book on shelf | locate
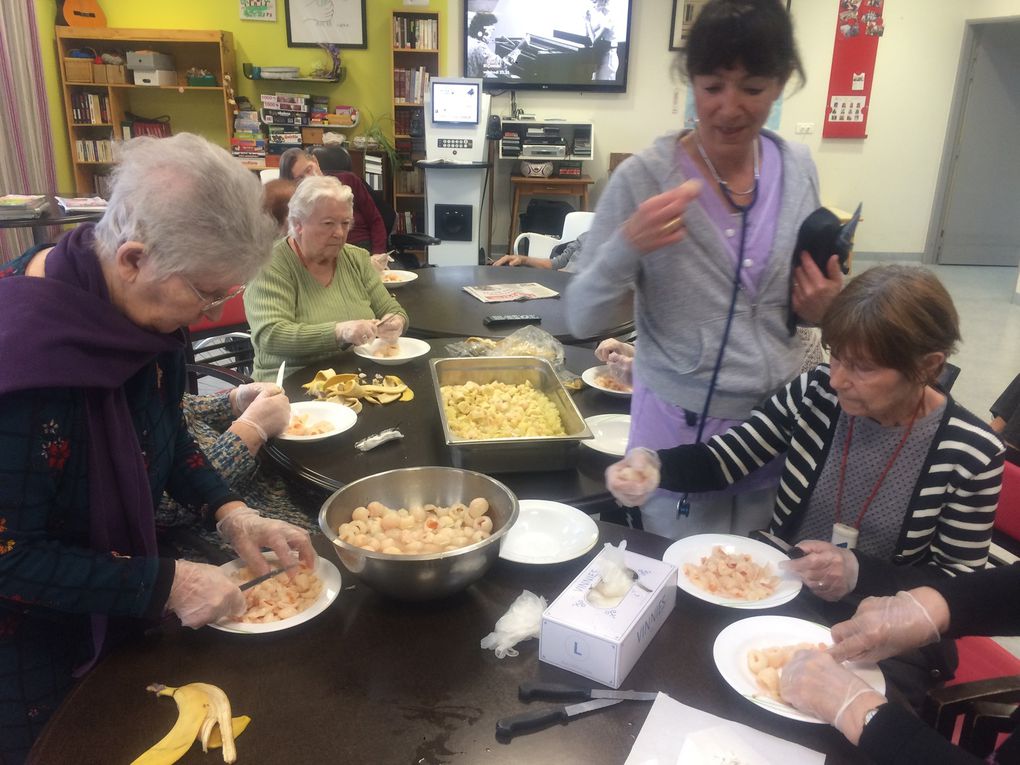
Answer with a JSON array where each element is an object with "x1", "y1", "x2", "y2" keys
[
  {"x1": 0, "y1": 194, "x2": 48, "y2": 219},
  {"x1": 462, "y1": 283, "x2": 560, "y2": 303},
  {"x1": 55, "y1": 196, "x2": 108, "y2": 213}
]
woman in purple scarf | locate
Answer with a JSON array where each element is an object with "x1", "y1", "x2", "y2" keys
[{"x1": 0, "y1": 133, "x2": 316, "y2": 763}]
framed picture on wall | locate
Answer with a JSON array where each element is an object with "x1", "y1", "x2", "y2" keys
[
  {"x1": 285, "y1": 0, "x2": 367, "y2": 48},
  {"x1": 670, "y1": 0, "x2": 792, "y2": 51}
]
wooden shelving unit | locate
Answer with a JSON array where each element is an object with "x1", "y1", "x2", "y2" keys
[
  {"x1": 56, "y1": 27, "x2": 235, "y2": 195},
  {"x1": 390, "y1": 10, "x2": 439, "y2": 253}
]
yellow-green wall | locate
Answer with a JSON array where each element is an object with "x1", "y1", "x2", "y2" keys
[{"x1": 36, "y1": 0, "x2": 447, "y2": 191}]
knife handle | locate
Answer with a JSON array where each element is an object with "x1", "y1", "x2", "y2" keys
[
  {"x1": 496, "y1": 706, "x2": 567, "y2": 738},
  {"x1": 519, "y1": 682, "x2": 591, "y2": 702}
]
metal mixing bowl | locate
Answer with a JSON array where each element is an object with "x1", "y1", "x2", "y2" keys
[{"x1": 318, "y1": 466, "x2": 519, "y2": 600}]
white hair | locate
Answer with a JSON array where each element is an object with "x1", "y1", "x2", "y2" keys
[
  {"x1": 93, "y1": 133, "x2": 277, "y2": 284},
  {"x1": 286, "y1": 175, "x2": 355, "y2": 238}
]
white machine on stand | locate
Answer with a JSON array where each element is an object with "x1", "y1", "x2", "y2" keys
[{"x1": 420, "y1": 78, "x2": 491, "y2": 266}]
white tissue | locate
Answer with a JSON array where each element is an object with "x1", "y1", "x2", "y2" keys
[
  {"x1": 480, "y1": 589, "x2": 548, "y2": 658},
  {"x1": 587, "y1": 540, "x2": 634, "y2": 608}
]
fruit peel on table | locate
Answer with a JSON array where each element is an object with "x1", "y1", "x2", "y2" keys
[{"x1": 303, "y1": 368, "x2": 414, "y2": 412}]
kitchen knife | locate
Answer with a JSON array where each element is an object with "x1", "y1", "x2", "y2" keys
[
  {"x1": 238, "y1": 564, "x2": 294, "y2": 591},
  {"x1": 518, "y1": 682, "x2": 657, "y2": 703},
  {"x1": 496, "y1": 698, "x2": 623, "y2": 739},
  {"x1": 753, "y1": 530, "x2": 806, "y2": 559}
]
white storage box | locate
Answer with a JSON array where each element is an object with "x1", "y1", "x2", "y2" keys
[
  {"x1": 539, "y1": 547, "x2": 677, "y2": 688},
  {"x1": 134, "y1": 69, "x2": 177, "y2": 87},
  {"x1": 126, "y1": 51, "x2": 174, "y2": 70}
]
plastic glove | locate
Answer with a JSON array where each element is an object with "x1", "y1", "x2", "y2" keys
[
  {"x1": 828, "y1": 589, "x2": 944, "y2": 664},
  {"x1": 166, "y1": 559, "x2": 245, "y2": 628},
  {"x1": 231, "y1": 382, "x2": 282, "y2": 416},
  {"x1": 605, "y1": 447, "x2": 661, "y2": 507},
  {"x1": 335, "y1": 319, "x2": 377, "y2": 347},
  {"x1": 370, "y1": 252, "x2": 392, "y2": 274},
  {"x1": 780, "y1": 539, "x2": 860, "y2": 602},
  {"x1": 237, "y1": 389, "x2": 291, "y2": 442},
  {"x1": 781, "y1": 649, "x2": 886, "y2": 743},
  {"x1": 216, "y1": 506, "x2": 317, "y2": 577},
  {"x1": 594, "y1": 337, "x2": 634, "y2": 363},
  {"x1": 606, "y1": 351, "x2": 633, "y2": 387},
  {"x1": 375, "y1": 313, "x2": 404, "y2": 343}
]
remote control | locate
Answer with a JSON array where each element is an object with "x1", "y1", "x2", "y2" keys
[{"x1": 483, "y1": 314, "x2": 541, "y2": 326}]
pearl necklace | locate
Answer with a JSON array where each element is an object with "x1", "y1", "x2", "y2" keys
[{"x1": 693, "y1": 123, "x2": 760, "y2": 197}]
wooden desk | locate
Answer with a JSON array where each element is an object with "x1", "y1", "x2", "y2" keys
[{"x1": 508, "y1": 175, "x2": 594, "y2": 245}]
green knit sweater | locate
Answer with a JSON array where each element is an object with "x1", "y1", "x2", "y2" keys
[{"x1": 244, "y1": 238, "x2": 408, "y2": 381}]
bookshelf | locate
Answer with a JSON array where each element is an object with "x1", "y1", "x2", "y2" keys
[
  {"x1": 56, "y1": 27, "x2": 235, "y2": 195},
  {"x1": 391, "y1": 10, "x2": 439, "y2": 256}
]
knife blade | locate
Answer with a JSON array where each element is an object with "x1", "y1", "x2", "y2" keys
[
  {"x1": 275, "y1": 360, "x2": 286, "y2": 388},
  {"x1": 518, "y1": 682, "x2": 657, "y2": 703},
  {"x1": 496, "y1": 698, "x2": 623, "y2": 739},
  {"x1": 754, "y1": 530, "x2": 806, "y2": 559},
  {"x1": 238, "y1": 565, "x2": 293, "y2": 591}
]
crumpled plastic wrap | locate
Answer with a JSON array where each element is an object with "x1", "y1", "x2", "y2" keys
[
  {"x1": 480, "y1": 589, "x2": 548, "y2": 658},
  {"x1": 587, "y1": 541, "x2": 634, "y2": 609},
  {"x1": 354, "y1": 428, "x2": 404, "y2": 452},
  {"x1": 445, "y1": 326, "x2": 581, "y2": 389}
]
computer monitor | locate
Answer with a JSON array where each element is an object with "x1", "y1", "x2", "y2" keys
[{"x1": 431, "y1": 80, "x2": 481, "y2": 126}]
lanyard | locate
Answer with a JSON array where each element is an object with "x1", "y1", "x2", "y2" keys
[{"x1": 833, "y1": 394, "x2": 924, "y2": 529}]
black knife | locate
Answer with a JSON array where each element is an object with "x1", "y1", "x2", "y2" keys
[
  {"x1": 753, "y1": 530, "x2": 806, "y2": 559},
  {"x1": 496, "y1": 698, "x2": 623, "y2": 738},
  {"x1": 238, "y1": 564, "x2": 295, "y2": 591},
  {"x1": 518, "y1": 682, "x2": 657, "y2": 703}
]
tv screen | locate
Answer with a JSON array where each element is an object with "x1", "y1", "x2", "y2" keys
[
  {"x1": 463, "y1": 0, "x2": 632, "y2": 93},
  {"x1": 431, "y1": 80, "x2": 481, "y2": 125}
]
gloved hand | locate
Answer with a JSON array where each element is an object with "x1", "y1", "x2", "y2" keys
[
  {"x1": 231, "y1": 382, "x2": 282, "y2": 416},
  {"x1": 370, "y1": 252, "x2": 392, "y2": 274},
  {"x1": 335, "y1": 319, "x2": 377, "y2": 347},
  {"x1": 216, "y1": 505, "x2": 317, "y2": 577},
  {"x1": 780, "y1": 539, "x2": 860, "y2": 601},
  {"x1": 606, "y1": 351, "x2": 633, "y2": 387},
  {"x1": 781, "y1": 649, "x2": 886, "y2": 742},
  {"x1": 375, "y1": 313, "x2": 404, "y2": 343},
  {"x1": 605, "y1": 447, "x2": 661, "y2": 507},
  {"x1": 166, "y1": 559, "x2": 246, "y2": 628},
  {"x1": 828, "y1": 589, "x2": 945, "y2": 664},
  {"x1": 594, "y1": 337, "x2": 634, "y2": 363},
  {"x1": 237, "y1": 389, "x2": 291, "y2": 442}
]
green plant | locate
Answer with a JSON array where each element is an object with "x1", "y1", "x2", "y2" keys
[{"x1": 355, "y1": 111, "x2": 399, "y2": 175}]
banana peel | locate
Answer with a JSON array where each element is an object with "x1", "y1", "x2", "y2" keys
[
  {"x1": 302, "y1": 368, "x2": 413, "y2": 409},
  {"x1": 132, "y1": 682, "x2": 248, "y2": 765}
]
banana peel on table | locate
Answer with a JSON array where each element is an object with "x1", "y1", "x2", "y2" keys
[
  {"x1": 303, "y1": 368, "x2": 414, "y2": 413},
  {"x1": 131, "y1": 682, "x2": 250, "y2": 765}
]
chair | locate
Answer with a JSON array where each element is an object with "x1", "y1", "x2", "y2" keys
[
  {"x1": 512, "y1": 211, "x2": 595, "y2": 260},
  {"x1": 185, "y1": 294, "x2": 254, "y2": 393}
]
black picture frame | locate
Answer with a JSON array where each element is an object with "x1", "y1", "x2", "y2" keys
[
  {"x1": 670, "y1": 0, "x2": 792, "y2": 51},
  {"x1": 285, "y1": 0, "x2": 367, "y2": 49}
]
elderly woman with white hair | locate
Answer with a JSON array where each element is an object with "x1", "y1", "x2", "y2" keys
[
  {"x1": 0, "y1": 133, "x2": 317, "y2": 763},
  {"x1": 244, "y1": 175, "x2": 408, "y2": 381}
]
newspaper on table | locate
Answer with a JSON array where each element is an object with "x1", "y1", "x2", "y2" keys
[
  {"x1": 462, "y1": 282, "x2": 559, "y2": 303},
  {"x1": 55, "y1": 196, "x2": 108, "y2": 213},
  {"x1": 0, "y1": 195, "x2": 48, "y2": 219}
]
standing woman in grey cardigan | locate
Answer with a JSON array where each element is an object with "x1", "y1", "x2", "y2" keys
[{"x1": 565, "y1": 0, "x2": 842, "y2": 538}]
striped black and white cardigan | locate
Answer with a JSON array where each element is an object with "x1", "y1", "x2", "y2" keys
[{"x1": 657, "y1": 365, "x2": 1004, "y2": 576}]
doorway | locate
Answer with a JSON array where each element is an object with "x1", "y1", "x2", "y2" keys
[{"x1": 930, "y1": 20, "x2": 1020, "y2": 267}]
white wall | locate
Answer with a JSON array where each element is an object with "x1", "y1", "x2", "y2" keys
[{"x1": 445, "y1": 0, "x2": 1020, "y2": 256}]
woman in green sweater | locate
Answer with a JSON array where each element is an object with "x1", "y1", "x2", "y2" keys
[{"x1": 245, "y1": 175, "x2": 408, "y2": 381}]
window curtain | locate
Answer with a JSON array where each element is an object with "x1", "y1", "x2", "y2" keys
[{"x1": 0, "y1": 2, "x2": 58, "y2": 263}]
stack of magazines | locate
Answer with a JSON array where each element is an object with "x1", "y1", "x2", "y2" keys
[
  {"x1": 55, "y1": 196, "x2": 108, "y2": 213},
  {"x1": 0, "y1": 194, "x2": 48, "y2": 219}
]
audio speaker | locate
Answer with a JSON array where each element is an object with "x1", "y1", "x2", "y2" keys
[
  {"x1": 409, "y1": 111, "x2": 424, "y2": 138},
  {"x1": 520, "y1": 160, "x2": 554, "y2": 178},
  {"x1": 485, "y1": 114, "x2": 502, "y2": 140}
]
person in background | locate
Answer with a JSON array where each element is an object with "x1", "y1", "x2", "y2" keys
[
  {"x1": 0, "y1": 133, "x2": 316, "y2": 763},
  {"x1": 244, "y1": 175, "x2": 408, "y2": 382},
  {"x1": 279, "y1": 147, "x2": 389, "y2": 261},
  {"x1": 566, "y1": 0, "x2": 843, "y2": 539},
  {"x1": 262, "y1": 177, "x2": 298, "y2": 234},
  {"x1": 781, "y1": 561, "x2": 1020, "y2": 765},
  {"x1": 586, "y1": 0, "x2": 619, "y2": 81},
  {"x1": 492, "y1": 231, "x2": 589, "y2": 271},
  {"x1": 466, "y1": 12, "x2": 528, "y2": 78},
  {"x1": 990, "y1": 372, "x2": 1020, "y2": 465}
]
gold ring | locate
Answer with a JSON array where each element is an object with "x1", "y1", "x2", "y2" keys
[{"x1": 662, "y1": 216, "x2": 683, "y2": 234}]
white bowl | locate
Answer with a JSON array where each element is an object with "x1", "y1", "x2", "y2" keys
[
  {"x1": 380, "y1": 270, "x2": 418, "y2": 288},
  {"x1": 354, "y1": 337, "x2": 430, "y2": 365},
  {"x1": 499, "y1": 499, "x2": 599, "y2": 564},
  {"x1": 581, "y1": 414, "x2": 631, "y2": 456},
  {"x1": 581, "y1": 365, "x2": 632, "y2": 397},
  {"x1": 277, "y1": 400, "x2": 357, "y2": 442}
]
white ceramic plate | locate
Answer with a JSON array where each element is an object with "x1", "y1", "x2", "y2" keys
[
  {"x1": 276, "y1": 400, "x2": 357, "y2": 442},
  {"x1": 663, "y1": 534, "x2": 802, "y2": 609},
  {"x1": 353, "y1": 336, "x2": 430, "y2": 366},
  {"x1": 380, "y1": 269, "x2": 418, "y2": 288},
  {"x1": 713, "y1": 615, "x2": 885, "y2": 723},
  {"x1": 581, "y1": 414, "x2": 631, "y2": 457},
  {"x1": 581, "y1": 365, "x2": 632, "y2": 397},
  {"x1": 210, "y1": 554, "x2": 341, "y2": 634},
  {"x1": 499, "y1": 499, "x2": 600, "y2": 564}
]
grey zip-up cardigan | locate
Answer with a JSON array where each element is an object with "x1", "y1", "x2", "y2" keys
[{"x1": 565, "y1": 129, "x2": 821, "y2": 419}]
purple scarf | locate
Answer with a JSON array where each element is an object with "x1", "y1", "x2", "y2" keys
[{"x1": 0, "y1": 225, "x2": 182, "y2": 666}]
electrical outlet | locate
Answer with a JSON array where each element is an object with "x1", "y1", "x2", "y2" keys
[{"x1": 795, "y1": 122, "x2": 815, "y2": 135}]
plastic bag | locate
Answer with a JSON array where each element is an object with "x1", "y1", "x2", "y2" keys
[
  {"x1": 587, "y1": 541, "x2": 634, "y2": 609},
  {"x1": 480, "y1": 589, "x2": 548, "y2": 659},
  {"x1": 444, "y1": 326, "x2": 581, "y2": 389}
]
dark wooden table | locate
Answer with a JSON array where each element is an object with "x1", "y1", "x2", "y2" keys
[
  {"x1": 394, "y1": 266, "x2": 632, "y2": 343},
  {"x1": 0, "y1": 195, "x2": 104, "y2": 245},
  {"x1": 28, "y1": 524, "x2": 871, "y2": 764},
  {"x1": 264, "y1": 339, "x2": 630, "y2": 513}
]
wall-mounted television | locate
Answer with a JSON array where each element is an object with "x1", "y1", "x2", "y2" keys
[
  {"x1": 463, "y1": 0, "x2": 632, "y2": 93},
  {"x1": 431, "y1": 80, "x2": 482, "y2": 125}
]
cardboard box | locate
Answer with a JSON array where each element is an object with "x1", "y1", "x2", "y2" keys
[
  {"x1": 64, "y1": 58, "x2": 93, "y2": 83},
  {"x1": 106, "y1": 64, "x2": 127, "y2": 84},
  {"x1": 301, "y1": 127, "x2": 324, "y2": 145},
  {"x1": 126, "y1": 51, "x2": 174, "y2": 70},
  {"x1": 134, "y1": 69, "x2": 177, "y2": 87},
  {"x1": 540, "y1": 548, "x2": 677, "y2": 688},
  {"x1": 92, "y1": 63, "x2": 108, "y2": 84}
]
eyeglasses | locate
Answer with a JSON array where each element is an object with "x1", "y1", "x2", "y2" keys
[{"x1": 179, "y1": 275, "x2": 246, "y2": 313}]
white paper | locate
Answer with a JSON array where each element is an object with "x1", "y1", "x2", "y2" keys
[{"x1": 624, "y1": 693, "x2": 824, "y2": 765}]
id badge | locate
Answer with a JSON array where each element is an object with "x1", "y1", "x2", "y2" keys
[{"x1": 831, "y1": 522, "x2": 859, "y2": 550}]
